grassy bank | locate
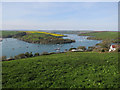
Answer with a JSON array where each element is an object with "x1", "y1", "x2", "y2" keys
[
  {"x1": 79, "y1": 31, "x2": 119, "y2": 43},
  {"x1": 2, "y1": 52, "x2": 119, "y2": 88},
  {"x1": 1, "y1": 31, "x2": 75, "y2": 44}
]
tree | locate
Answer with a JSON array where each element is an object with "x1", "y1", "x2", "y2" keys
[
  {"x1": 34, "y1": 53, "x2": 39, "y2": 56},
  {"x1": 2, "y1": 56, "x2": 6, "y2": 61},
  {"x1": 25, "y1": 52, "x2": 30, "y2": 57},
  {"x1": 29, "y1": 52, "x2": 33, "y2": 57},
  {"x1": 87, "y1": 46, "x2": 95, "y2": 51},
  {"x1": 17, "y1": 53, "x2": 26, "y2": 59},
  {"x1": 14, "y1": 53, "x2": 26, "y2": 59},
  {"x1": 99, "y1": 40, "x2": 111, "y2": 49}
]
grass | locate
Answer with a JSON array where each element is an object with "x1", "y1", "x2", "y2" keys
[
  {"x1": 2, "y1": 52, "x2": 119, "y2": 88},
  {"x1": 20, "y1": 33, "x2": 74, "y2": 44},
  {"x1": 1, "y1": 31, "x2": 74, "y2": 44},
  {"x1": 1, "y1": 31, "x2": 21, "y2": 38},
  {"x1": 79, "y1": 31, "x2": 119, "y2": 43}
]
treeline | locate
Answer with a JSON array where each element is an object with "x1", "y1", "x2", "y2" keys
[
  {"x1": 19, "y1": 37, "x2": 75, "y2": 44},
  {"x1": 2, "y1": 31, "x2": 26, "y2": 38},
  {"x1": 19, "y1": 33, "x2": 75, "y2": 44},
  {"x1": 2, "y1": 52, "x2": 65, "y2": 61},
  {"x1": 1, "y1": 31, "x2": 75, "y2": 44},
  {"x1": 2, "y1": 43, "x2": 120, "y2": 61}
]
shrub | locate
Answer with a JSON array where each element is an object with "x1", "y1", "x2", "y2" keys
[
  {"x1": 49, "y1": 52, "x2": 56, "y2": 54},
  {"x1": 24, "y1": 52, "x2": 33, "y2": 57},
  {"x1": 87, "y1": 46, "x2": 95, "y2": 51},
  {"x1": 93, "y1": 47, "x2": 101, "y2": 52},
  {"x1": 114, "y1": 47, "x2": 120, "y2": 52},
  {"x1": 25, "y1": 52, "x2": 30, "y2": 57},
  {"x1": 15, "y1": 53, "x2": 26, "y2": 59},
  {"x1": 101, "y1": 49, "x2": 105, "y2": 52},
  {"x1": 29, "y1": 52, "x2": 33, "y2": 57},
  {"x1": 34, "y1": 53, "x2": 40, "y2": 56},
  {"x1": 2, "y1": 56, "x2": 6, "y2": 61},
  {"x1": 99, "y1": 40, "x2": 111, "y2": 49}
]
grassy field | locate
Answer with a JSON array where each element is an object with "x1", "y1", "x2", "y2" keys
[
  {"x1": 1, "y1": 31, "x2": 22, "y2": 38},
  {"x1": 2, "y1": 52, "x2": 119, "y2": 88},
  {"x1": 79, "y1": 31, "x2": 119, "y2": 43},
  {"x1": 1, "y1": 31, "x2": 75, "y2": 44},
  {"x1": 20, "y1": 33, "x2": 74, "y2": 44}
]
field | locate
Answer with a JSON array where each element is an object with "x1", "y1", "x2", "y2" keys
[
  {"x1": 24, "y1": 31, "x2": 64, "y2": 37},
  {"x1": 1, "y1": 31, "x2": 75, "y2": 44},
  {"x1": 2, "y1": 52, "x2": 119, "y2": 88},
  {"x1": 79, "y1": 31, "x2": 119, "y2": 43},
  {"x1": 1, "y1": 31, "x2": 22, "y2": 38}
]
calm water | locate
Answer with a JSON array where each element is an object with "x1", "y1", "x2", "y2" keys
[{"x1": 1, "y1": 34, "x2": 102, "y2": 58}]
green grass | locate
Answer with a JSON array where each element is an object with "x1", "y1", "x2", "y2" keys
[
  {"x1": 1, "y1": 31, "x2": 21, "y2": 38},
  {"x1": 79, "y1": 31, "x2": 119, "y2": 43},
  {"x1": 1, "y1": 31, "x2": 75, "y2": 44},
  {"x1": 2, "y1": 52, "x2": 119, "y2": 88}
]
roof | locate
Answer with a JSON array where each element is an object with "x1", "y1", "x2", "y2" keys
[{"x1": 112, "y1": 45, "x2": 115, "y2": 48}]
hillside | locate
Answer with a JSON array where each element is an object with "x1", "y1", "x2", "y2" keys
[
  {"x1": 79, "y1": 31, "x2": 119, "y2": 43},
  {"x1": 2, "y1": 52, "x2": 119, "y2": 88},
  {"x1": 1, "y1": 31, "x2": 75, "y2": 44}
]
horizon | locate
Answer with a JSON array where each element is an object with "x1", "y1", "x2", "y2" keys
[
  {"x1": 2, "y1": 2, "x2": 118, "y2": 31},
  {"x1": 0, "y1": 30, "x2": 120, "y2": 32}
]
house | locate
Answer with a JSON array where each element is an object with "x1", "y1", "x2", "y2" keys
[
  {"x1": 71, "y1": 49, "x2": 83, "y2": 52},
  {"x1": 109, "y1": 45, "x2": 117, "y2": 52},
  {"x1": 71, "y1": 49, "x2": 78, "y2": 52}
]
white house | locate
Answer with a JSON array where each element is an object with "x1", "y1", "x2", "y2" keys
[
  {"x1": 71, "y1": 49, "x2": 78, "y2": 52},
  {"x1": 71, "y1": 48, "x2": 84, "y2": 52},
  {"x1": 109, "y1": 45, "x2": 116, "y2": 52}
]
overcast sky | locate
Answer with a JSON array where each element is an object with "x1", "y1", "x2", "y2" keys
[{"x1": 2, "y1": 2, "x2": 118, "y2": 31}]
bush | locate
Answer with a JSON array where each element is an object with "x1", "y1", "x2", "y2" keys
[
  {"x1": 14, "y1": 53, "x2": 26, "y2": 59},
  {"x1": 29, "y1": 52, "x2": 33, "y2": 57},
  {"x1": 101, "y1": 49, "x2": 105, "y2": 52},
  {"x1": 99, "y1": 40, "x2": 111, "y2": 49},
  {"x1": 93, "y1": 47, "x2": 101, "y2": 52},
  {"x1": 2, "y1": 56, "x2": 6, "y2": 61},
  {"x1": 114, "y1": 47, "x2": 120, "y2": 52},
  {"x1": 34, "y1": 53, "x2": 40, "y2": 56},
  {"x1": 87, "y1": 46, "x2": 95, "y2": 51},
  {"x1": 49, "y1": 52, "x2": 56, "y2": 54},
  {"x1": 24, "y1": 52, "x2": 33, "y2": 57},
  {"x1": 25, "y1": 52, "x2": 30, "y2": 57}
]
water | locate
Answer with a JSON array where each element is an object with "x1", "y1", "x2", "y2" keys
[{"x1": 1, "y1": 34, "x2": 102, "y2": 58}]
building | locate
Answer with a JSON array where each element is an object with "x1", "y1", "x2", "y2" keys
[{"x1": 109, "y1": 45, "x2": 116, "y2": 52}]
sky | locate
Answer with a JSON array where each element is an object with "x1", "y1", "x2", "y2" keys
[{"x1": 2, "y1": 2, "x2": 118, "y2": 31}]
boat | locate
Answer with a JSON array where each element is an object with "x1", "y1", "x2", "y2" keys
[
  {"x1": 0, "y1": 38, "x2": 3, "y2": 42},
  {"x1": 54, "y1": 48, "x2": 60, "y2": 50}
]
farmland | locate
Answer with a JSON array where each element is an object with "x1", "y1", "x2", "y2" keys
[
  {"x1": 78, "y1": 31, "x2": 119, "y2": 43},
  {"x1": 1, "y1": 31, "x2": 75, "y2": 44},
  {"x1": 2, "y1": 52, "x2": 119, "y2": 88}
]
